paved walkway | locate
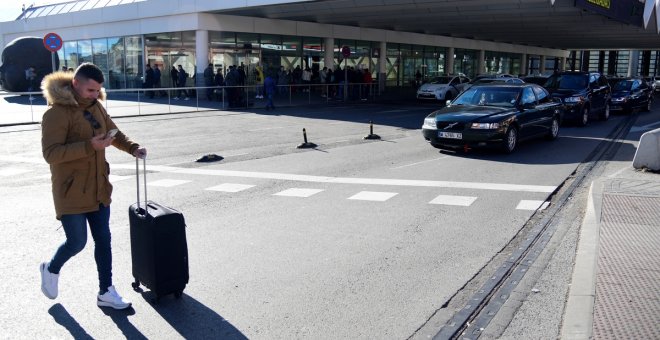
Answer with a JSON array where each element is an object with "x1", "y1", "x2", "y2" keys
[{"x1": 562, "y1": 112, "x2": 660, "y2": 339}]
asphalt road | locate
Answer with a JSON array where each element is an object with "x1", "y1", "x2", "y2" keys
[{"x1": 0, "y1": 101, "x2": 636, "y2": 339}]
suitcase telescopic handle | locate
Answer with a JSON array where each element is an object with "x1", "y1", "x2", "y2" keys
[{"x1": 135, "y1": 157, "x2": 148, "y2": 214}]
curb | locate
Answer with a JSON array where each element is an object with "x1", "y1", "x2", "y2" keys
[{"x1": 560, "y1": 180, "x2": 603, "y2": 340}]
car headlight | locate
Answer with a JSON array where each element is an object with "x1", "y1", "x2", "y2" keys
[
  {"x1": 471, "y1": 122, "x2": 500, "y2": 129},
  {"x1": 423, "y1": 117, "x2": 437, "y2": 130},
  {"x1": 564, "y1": 96, "x2": 584, "y2": 103},
  {"x1": 611, "y1": 97, "x2": 626, "y2": 103}
]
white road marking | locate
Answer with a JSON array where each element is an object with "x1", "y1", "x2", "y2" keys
[
  {"x1": 107, "y1": 164, "x2": 556, "y2": 193},
  {"x1": 429, "y1": 195, "x2": 477, "y2": 206},
  {"x1": 391, "y1": 156, "x2": 449, "y2": 169},
  {"x1": 0, "y1": 155, "x2": 45, "y2": 164},
  {"x1": 248, "y1": 126, "x2": 284, "y2": 132},
  {"x1": 0, "y1": 168, "x2": 32, "y2": 176},
  {"x1": 274, "y1": 188, "x2": 324, "y2": 197},
  {"x1": 205, "y1": 183, "x2": 255, "y2": 193},
  {"x1": 109, "y1": 174, "x2": 133, "y2": 183},
  {"x1": 148, "y1": 179, "x2": 191, "y2": 187},
  {"x1": 516, "y1": 200, "x2": 549, "y2": 210},
  {"x1": 348, "y1": 191, "x2": 398, "y2": 201}
]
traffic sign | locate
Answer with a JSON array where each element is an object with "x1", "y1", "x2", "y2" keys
[
  {"x1": 43, "y1": 33, "x2": 63, "y2": 52},
  {"x1": 341, "y1": 46, "x2": 351, "y2": 58}
]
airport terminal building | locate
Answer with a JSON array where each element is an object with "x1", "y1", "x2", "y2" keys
[{"x1": 1, "y1": 0, "x2": 659, "y2": 90}]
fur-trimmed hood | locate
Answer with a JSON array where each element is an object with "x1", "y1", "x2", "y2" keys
[{"x1": 41, "y1": 71, "x2": 106, "y2": 106}]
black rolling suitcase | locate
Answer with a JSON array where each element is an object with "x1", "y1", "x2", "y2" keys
[{"x1": 129, "y1": 158, "x2": 189, "y2": 302}]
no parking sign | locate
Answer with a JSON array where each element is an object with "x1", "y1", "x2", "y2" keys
[
  {"x1": 43, "y1": 33, "x2": 63, "y2": 72},
  {"x1": 43, "y1": 33, "x2": 63, "y2": 52}
]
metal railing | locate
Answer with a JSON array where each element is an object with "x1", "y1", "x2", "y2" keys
[{"x1": 0, "y1": 83, "x2": 379, "y2": 126}]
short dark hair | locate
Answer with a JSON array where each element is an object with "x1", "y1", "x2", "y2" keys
[{"x1": 74, "y1": 62, "x2": 104, "y2": 84}]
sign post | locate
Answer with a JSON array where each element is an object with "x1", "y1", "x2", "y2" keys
[
  {"x1": 341, "y1": 46, "x2": 351, "y2": 101},
  {"x1": 43, "y1": 32, "x2": 63, "y2": 72}
]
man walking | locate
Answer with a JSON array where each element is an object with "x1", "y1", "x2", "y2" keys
[{"x1": 40, "y1": 62, "x2": 147, "y2": 310}]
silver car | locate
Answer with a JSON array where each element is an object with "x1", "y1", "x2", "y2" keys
[{"x1": 416, "y1": 75, "x2": 471, "y2": 101}]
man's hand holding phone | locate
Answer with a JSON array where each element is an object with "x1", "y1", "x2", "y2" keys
[{"x1": 91, "y1": 129, "x2": 117, "y2": 150}]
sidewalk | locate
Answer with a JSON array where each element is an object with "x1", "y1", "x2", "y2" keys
[{"x1": 562, "y1": 126, "x2": 660, "y2": 338}]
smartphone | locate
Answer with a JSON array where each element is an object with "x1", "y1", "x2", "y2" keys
[{"x1": 106, "y1": 129, "x2": 118, "y2": 138}]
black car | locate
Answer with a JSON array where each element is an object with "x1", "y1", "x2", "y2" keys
[
  {"x1": 543, "y1": 71, "x2": 611, "y2": 126},
  {"x1": 421, "y1": 84, "x2": 563, "y2": 153},
  {"x1": 609, "y1": 78, "x2": 653, "y2": 114}
]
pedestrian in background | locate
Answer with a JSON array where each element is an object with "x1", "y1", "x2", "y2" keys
[
  {"x1": 264, "y1": 71, "x2": 276, "y2": 110},
  {"x1": 203, "y1": 63, "x2": 214, "y2": 100},
  {"x1": 39, "y1": 62, "x2": 147, "y2": 310}
]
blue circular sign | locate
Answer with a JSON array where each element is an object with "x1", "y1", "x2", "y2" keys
[{"x1": 43, "y1": 33, "x2": 63, "y2": 52}]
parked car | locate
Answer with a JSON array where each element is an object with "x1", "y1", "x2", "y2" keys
[
  {"x1": 416, "y1": 75, "x2": 471, "y2": 101},
  {"x1": 421, "y1": 84, "x2": 563, "y2": 153},
  {"x1": 522, "y1": 75, "x2": 550, "y2": 86},
  {"x1": 543, "y1": 71, "x2": 611, "y2": 126},
  {"x1": 643, "y1": 76, "x2": 659, "y2": 92},
  {"x1": 609, "y1": 78, "x2": 653, "y2": 114},
  {"x1": 462, "y1": 77, "x2": 524, "y2": 92}
]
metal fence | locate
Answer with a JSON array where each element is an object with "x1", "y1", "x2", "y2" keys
[{"x1": 0, "y1": 83, "x2": 379, "y2": 126}]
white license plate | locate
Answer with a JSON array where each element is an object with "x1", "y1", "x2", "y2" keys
[{"x1": 438, "y1": 131, "x2": 462, "y2": 139}]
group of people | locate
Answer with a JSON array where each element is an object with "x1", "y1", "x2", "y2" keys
[{"x1": 142, "y1": 64, "x2": 163, "y2": 99}]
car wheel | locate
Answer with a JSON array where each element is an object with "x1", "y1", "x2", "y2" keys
[
  {"x1": 545, "y1": 116, "x2": 560, "y2": 140},
  {"x1": 578, "y1": 106, "x2": 589, "y2": 127},
  {"x1": 502, "y1": 126, "x2": 518, "y2": 153},
  {"x1": 600, "y1": 103, "x2": 610, "y2": 121}
]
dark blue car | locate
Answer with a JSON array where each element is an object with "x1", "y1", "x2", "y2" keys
[{"x1": 609, "y1": 78, "x2": 653, "y2": 114}]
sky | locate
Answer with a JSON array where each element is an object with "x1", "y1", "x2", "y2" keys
[{"x1": 0, "y1": 1, "x2": 65, "y2": 23}]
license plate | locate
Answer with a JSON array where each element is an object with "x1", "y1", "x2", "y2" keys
[{"x1": 438, "y1": 131, "x2": 462, "y2": 139}]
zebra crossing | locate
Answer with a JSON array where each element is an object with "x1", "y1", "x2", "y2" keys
[{"x1": 2, "y1": 162, "x2": 553, "y2": 211}]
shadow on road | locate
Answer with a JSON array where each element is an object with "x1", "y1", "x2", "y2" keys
[
  {"x1": 139, "y1": 292, "x2": 248, "y2": 339},
  {"x1": 47, "y1": 303, "x2": 94, "y2": 340}
]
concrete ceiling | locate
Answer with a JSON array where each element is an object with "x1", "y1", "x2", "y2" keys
[{"x1": 214, "y1": 0, "x2": 660, "y2": 50}]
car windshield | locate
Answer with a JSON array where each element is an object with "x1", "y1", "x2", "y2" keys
[
  {"x1": 452, "y1": 87, "x2": 520, "y2": 108},
  {"x1": 429, "y1": 77, "x2": 453, "y2": 84},
  {"x1": 613, "y1": 81, "x2": 633, "y2": 91},
  {"x1": 544, "y1": 74, "x2": 588, "y2": 90}
]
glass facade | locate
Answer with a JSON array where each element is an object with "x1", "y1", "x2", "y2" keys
[
  {"x1": 61, "y1": 29, "x2": 660, "y2": 90},
  {"x1": 484, "y1": 51, "x2": 522, "y2": 76},
  {"x1": 385, "y1": 43, "x2": 447, "y2": 87}
]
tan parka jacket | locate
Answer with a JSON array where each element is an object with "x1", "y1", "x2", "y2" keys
[{"x1": 41, "y1": 71, "x2": 139, "y2": 219}]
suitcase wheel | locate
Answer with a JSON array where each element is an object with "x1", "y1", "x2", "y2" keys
[{"x1": 131, "y1": 279, "x2": 140, "y2": 292}]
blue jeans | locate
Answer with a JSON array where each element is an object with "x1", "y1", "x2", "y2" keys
[{"x1": 49, "y1": 204, "x2": 113, "y2": 292}]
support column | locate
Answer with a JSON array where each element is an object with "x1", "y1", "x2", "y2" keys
[
  {"x1": 520, "y1": 53, "x2": 527, "y2": 76},
  {"x1": 539, "y1": 55, "x2": 546, "y2": 74},
  {"x1": 324, "y1": 38, "x2": 335, "y2": 69},
  {"x1": 478, "y1": 50, "x2": 486, "y2": 75},
  {"x1": 560, "y1": 57, "x2": 566, "y2": 72},
  {"x1": 195, "y1": 29, "x2": 209, "y2": 87},
  {"x1": 379, "y1": 41, "x2": 387, "y2": 93},
  {"x1": 447, "y1": 47, "x2": 455, "y2": 75},
  {"x1": 628, "y1": 50, "x2": 640, "y2": 77}
]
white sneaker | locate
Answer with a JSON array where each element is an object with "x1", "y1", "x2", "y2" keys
[
  {"x1": 40, "y1": 262, "x2": 59, "y2": 299},
  {"x1": 97, "y1": 286, "x2": 132, "y2": 310}
]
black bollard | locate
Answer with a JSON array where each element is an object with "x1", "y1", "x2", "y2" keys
[
  {"x1": 296, "y1": 128, "x2": 317, "y2": 149},
  {"x1": 363, "y1": 120, "x2": 381, "y2": 140}
]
